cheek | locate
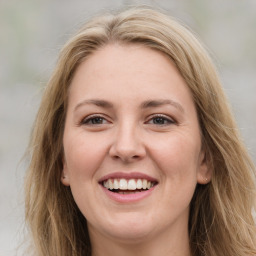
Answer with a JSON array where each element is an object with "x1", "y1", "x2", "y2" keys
[
  {"x1": 150, "y1": 135, "x2": 200, "y2": 214},
  {"x1": 64, "y1": 133, "x2": 108, "y2": 180},
  {"x1": 148, "y1": 133, "x2": 201, "y2": 179}
]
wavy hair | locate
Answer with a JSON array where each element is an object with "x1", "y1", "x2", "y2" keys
[{"x1": 25, "y1": 6, "x2": 256, "y2": 256}]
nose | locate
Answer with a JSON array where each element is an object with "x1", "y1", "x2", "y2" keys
[{"x1": 109, "y1": 123, "x2": 146, "y2": 163}]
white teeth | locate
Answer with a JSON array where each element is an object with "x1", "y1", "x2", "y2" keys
[
  {"x1": 109, "y1": 179, "x2": 114, "y2": 190},
  {"x1": 127, "y1": 179, "x2": 136, "y2": 190},
  {"x1": 119, "y1": 179, "x2": 128, "y2": 190},
  {"x1": 103, "y1": 178, "x2": 156, "y2": 191},
  {"x1": 142, "y1": 179, "x2": 147, "y2": 189},
  {"x1": 113, "y1": 179, "x2": 119, "y2": 189},
  {"x1": 137, "y1": 179, "x2": 143, "y2": 189},
  {"x1": 103, "y1": 180, "x2": 109, "y2": 188}
]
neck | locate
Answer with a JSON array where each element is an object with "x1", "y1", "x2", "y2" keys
[{"x1": 89, "y1": 224, "x2": 191, "y2": 256}]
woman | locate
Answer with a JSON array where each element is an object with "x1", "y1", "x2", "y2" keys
[{"x1": 25, "y1": 6, "x2": 256, "y2": 256}]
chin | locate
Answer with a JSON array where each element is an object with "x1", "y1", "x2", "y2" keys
[
  {"x1": 92, "y1": 213, "x2": 154, "y2": 243},
  {"x1": 105, "y1": 226, "x2": 152, "y2": 243}
]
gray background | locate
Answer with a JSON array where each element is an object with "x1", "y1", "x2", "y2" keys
[{"x1": 0, "y1": 0, "x2": 255, "y2": 255}]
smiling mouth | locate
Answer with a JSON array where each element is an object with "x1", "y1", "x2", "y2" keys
[{"x1": 101, "y1": 178, "x2": 158, "y2": 194}]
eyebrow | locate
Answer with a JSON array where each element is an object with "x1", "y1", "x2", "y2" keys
[
  {"x1": 74, "y1": 98, "x2": 184, "y2": 113},
  {"x1": 74, "y1": 99, "x2": 114, "y2": 111},
  {"x1": 141, "y1": 99, "x2": 184, "y2": 113}
]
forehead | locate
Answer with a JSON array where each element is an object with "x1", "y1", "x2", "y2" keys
[{"x1": 68, "y1": 43, "x2": 194, "y2": 109}]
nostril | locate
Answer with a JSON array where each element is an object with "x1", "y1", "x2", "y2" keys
[
  {"x1": 109, "y1": 140, "x2": 146, "y2": 162},
  {"x1": 112, "y1": 154, "x2": 141, "y2": 162}
]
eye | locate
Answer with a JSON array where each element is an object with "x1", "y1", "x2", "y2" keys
[
  {"x1": 81, "y1": 115, "x2": 109, "y2": 125},
  {"x1": 146, "y1": 114, "x2": 175, "y2": 126}
]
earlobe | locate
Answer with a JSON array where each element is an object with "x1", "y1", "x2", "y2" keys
[
  {"x1": 197, "y1": 173, "x2": 211, "y2": 184},
  {"x1": 197, "y1": 150, "x2": 212, "y2": 185},
  {"x1": 61, "y1": 162, "x2": 70, "y2": 186}
]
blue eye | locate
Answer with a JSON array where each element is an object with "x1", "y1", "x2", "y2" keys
[
  {"x1": 147, "y1": 115, "x2": 175, "y2": 126},
  {"x1": 81, "y1": 115, "x2": 108, "y2": 125}
]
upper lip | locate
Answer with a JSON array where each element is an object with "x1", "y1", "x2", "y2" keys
[{"x1": 98, "y1": 172, "x2": 158, "y2": 183}]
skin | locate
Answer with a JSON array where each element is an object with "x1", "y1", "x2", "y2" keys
[{"x1": 62, "y1": 44, "x2": 211, "y2": 256}]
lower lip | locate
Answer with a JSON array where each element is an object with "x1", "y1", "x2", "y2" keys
[{"x1": 101, "y1": 185, "x2": 157, "y2": 203}]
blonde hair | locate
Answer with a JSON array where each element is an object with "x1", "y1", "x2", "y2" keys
[{"x1": 25, "y1": 6, "x2": 256, "y2": 256}]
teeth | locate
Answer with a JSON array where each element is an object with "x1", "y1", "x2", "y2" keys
[
  {"x1": 137, "y1": 179, "x2": 142, "y2": 189},
  {"x1": 127, "y1": 179, "x2": 136, "y2": 190},
  {"x1": 142, "y1": 179, "x2": 147, "y2": 189},
  {"x1": 103, "y1": 178, "x2": 155, "y2": 191},
  {"x1": 113, "y1": 179, "x2": 119, "y2": 189},
  {"x1": 118, "y1": 191, "x2": 140, "y2": 194},
  {"x1": 103, "y1": 180, "x2": 109, "y2": 188},
  {"x1": 109, "y1": 179, "x2": 114, "y2": 190},
  {"x1": 119, "y1": 179, "x2": 127, "y2": 190}
]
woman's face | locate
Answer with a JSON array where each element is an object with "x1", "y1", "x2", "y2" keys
[{"x1": 62, "y1": 44, "x2": 209, "y2": 244}]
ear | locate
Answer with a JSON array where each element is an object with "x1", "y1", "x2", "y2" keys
[
  {"x1": 61, "y1": 160, "x2": 70, "y2": 186},
  {"x1": 197, "y1": 149, "x2": 212, "y2": 185}
]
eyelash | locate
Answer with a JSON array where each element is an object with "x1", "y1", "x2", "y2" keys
[
  {"x1": 80, "y1": 114, "x2": 109, "y2": 125},
  {"x1": 80, "y1": 114, "x2": 175, "y2": 126},
  {"x1": 146, "y1": 114, "x2": 176, "y2": 126}
]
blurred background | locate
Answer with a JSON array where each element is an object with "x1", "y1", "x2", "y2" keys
[{"x1": 0, "y1": 0, "x2": 255, "y2": 255}]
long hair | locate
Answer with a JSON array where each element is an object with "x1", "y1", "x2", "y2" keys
[{"x1": 25, "y1": 6, "x2": 256, "y2": 256}]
